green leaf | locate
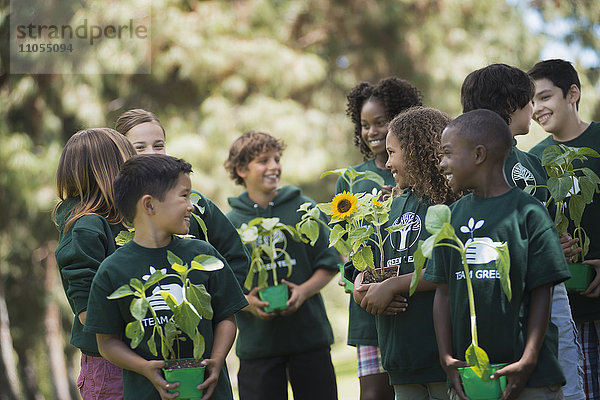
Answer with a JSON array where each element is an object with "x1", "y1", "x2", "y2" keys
[
  {"x1": 541, "y1": 145, "x2": 566, "y2": 167},
  {"x1": 352, "y1": 246, "x2": 375, "y2": 271},
  {"x1": 425, "y1": 204, "x2": 451, "y2": 234},
  {"x1": 547, "y1": 176, "x2": 572, "y2": 202},
  {"x1": 192, "y1": 330, "x2": 205, "y2": 360},
  {"x1": 191, "y1": 254, "x2": 224, "y2": 271},
  {"x1": 283, "y1": 252, "x2": 293, "y2": 278},
  {"x1": 329, "y1": 224, "x2": 346, "y2": 247},
  {"x1": 164, "y1": 320, "x2": 178, "y2": 353},
  {"x1": 523, "y1": 185, "x2": 535, "y2": 195},
  {"x1": 362, "y1": 170, "x2": 385, "y2": 187},
  {"x1": 115, "y1": 229, "x2": 135, "y2": 246},
  {"x1": 173, "y1": 301, "x2": 201, "y2": 339},
  {"x1": 190, "y1": 192, "x2": 202, "y2": 207},
  {"x1": 143, "y1": 270, "x2": 167, "y2": 290},
  {"x1": 317, "y1": 202, "x2": 332, "y2": 215},
  {"x1": 261, "y1": 217, "x2": 280, "y2": 231},
  {"x1": 130, "y1": 297, "x2": 149, "y2": 320},
  {"x1": 582, "y1": 167, "x2": 600, "y2": 185},
  {"x1": 569, "y1": 194, "x2": 586, "y2": 227},
  {"x1": 129, "y1": 278, "x2": 144, "y2": 293},
  {"x1": 465, "y1": 344, "x2": 491, "y2": 379},
  {"x1": 147, "y1": 328, "x2": 158, "y2": 357},
  {"x1": 107, "y1": 284, "x2": 135, "y2": 299},
  {"x1": 171, "y1": 263, "x2": 187, "y2": 275},
  {"x1": 320, "y1": 168, "x2": 347, "y2": 179},
  {"x1": 348, "y1": 226, "x2": 373, "y2": 246},
  {"x1": 298, "y1": 219, "x2": 319, "y2": 246},
  {"x1": 579, "y1": 176, "x2": 597, "y2": 203},
  {"x1": 160, "y1": 291, "x2": 179, "y2": 312},
  {"x1": 192, "y1": 213, "x2": 209, "y2": 242},
  {"x1": 576, "y1": 147, "x2": 600, "y2": 159},
  {"x1": 239, "y1": 225, "x2": 258, "y2": 243},
  {"x1": 187, "y1": 282, "x2": 213, "y2": 320},
  {"x1": 333, "y1": 239, "x2": 351, "y2": 258},
  {"x1": 125, "y1": 320, "x2": 144, "y2": 349},
  {"x1": 297, "y1": 202, "x2": 313, "y2": 213},
  {"x1": 244, "y1": 264, "x2": 255, "y2": 291},
  {"x1": 495, "y1": 243, "x2": 511, "y2": 301},
  {"x1": 167, "y1": 251, "x2": 183, "y2": 267},
  {"x1": 420, "y1": 235, "x2": 436, "y2": 258},
  {"x1": 409, "y1": 242, "x2": 426, "y2": 296}
]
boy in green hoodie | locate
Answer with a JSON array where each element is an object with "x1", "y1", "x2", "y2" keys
[{"x1": 224, "y1": 131, "x2": 340, "y2": 400}]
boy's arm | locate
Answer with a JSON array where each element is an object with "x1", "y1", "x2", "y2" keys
[
  {"x1": 491, "y1": 283, "x2": 553, "y2": 400},
  {"x1": 582, "y1": 259, "x2": 600, "y2": 297},
  {"x1": 198, "y1": 315, "x2": 237, "y2": 400},
  {"x1": 357, "y1": 270, "x2": 435, "y2": 315},
  {"x1": 279, "y1": 268, "x2": 336, "y2": 316},
  {"x1": 97, "y1": 333, "x2": 178, "y2": 400},
  {"x1": 242, "y1": 288, "x2": 277, "y2": 320},
  {"x1": 433, "y1": 283, "x2": 468, "y2": 400}
]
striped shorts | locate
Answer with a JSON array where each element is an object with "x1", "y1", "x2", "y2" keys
[
  {"x1": 356, "y1": 345, "x2": 385, "y2": 377},
  {"x1": 577, "y1": 320, "x2": 600, "y2": 400}
]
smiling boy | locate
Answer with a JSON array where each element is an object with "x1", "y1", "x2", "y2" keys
[
  {"x1": 528, "y1": 59, "x2": 600, "y2": 400},
  {"x1": 423, "y1": 109, "x2": 570, "y2": 400},
  {"x1": 84, "y1": 155, "x2": 247, "y2": 400}
]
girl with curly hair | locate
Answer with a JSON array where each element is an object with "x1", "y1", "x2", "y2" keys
[
  {"x1": 339, "y1": 77, "x2": 422, "y2": 400},
  {"x1": 353, "y1": 107, "x2": 457, "y2": 400}
]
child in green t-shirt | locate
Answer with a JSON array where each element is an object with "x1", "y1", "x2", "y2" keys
[
  {"x1": 224, "y1": 131, "x2": 340, "y2": 400},
  {"x1": 423, "y1": 109, "x2": 570, "y2": 399},
  {"x1": 341, "y1": 77, "x2": 422, "y2": 400},
  {"x1": 115, "y1": 108, "x2": 250, "y2": 287},
  {"x1": 528, "y1": 59, "x2": 600, "y2": 400},
  {"x1": 85, "y1": 155, "x2": 248, "y2": 400},
  {"x1": 461, "y1": 63, "x2": 585, "y2": 400},
  {"x1": 351, "y1": 107, "x2": 458, "y2": 399}
]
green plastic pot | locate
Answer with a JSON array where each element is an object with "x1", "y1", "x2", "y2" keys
[
  {"x1": 339, "y1": 263, "x2": 354, "y2": 292},
  {"x1": 163, "y1": 359, "x2": 205, "y2": 400},
  {"x1": 458, "y1": 363, "x2": 507, "y2": 400},
  {"x1": 259, "y1": 284, "x2": 289, "y2": 313},
  {"x1": 564, "y1": 263, "x2": 594, "y2": 292}
]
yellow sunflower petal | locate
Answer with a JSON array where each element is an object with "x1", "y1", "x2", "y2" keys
[{"x1": 331, "y1": 191, "x2": 359, "y2": 219}]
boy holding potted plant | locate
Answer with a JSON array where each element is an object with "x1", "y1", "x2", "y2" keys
[
  {"x1": 224, "y1": 131, "x2": 340, "y2": 400},
  {"x1": 528, "y1": 58, "x2": 600, "y2": 400},
  {"x1": 423, "y1": 110, "x2": 570, "y2": 399},
  {"x1": 84, "y1": 155, "x2": 248, "y2": 399},
  {"x1": 461, "y1": 63, "x2": 585, "y2": 400}
]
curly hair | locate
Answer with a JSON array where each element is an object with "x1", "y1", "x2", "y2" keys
[
  {"x1": 388, "y1": 107, "x2": 458, "y2": 205},
  {"x1": 346, "y1": 77, "x2": 422, "y2": 159},
  {"x1": 224, "y1": 131, "x2": 286, "y2": 186},
  {"x1": 461, "y1": 64, "x2": 534, "y2": 124}
]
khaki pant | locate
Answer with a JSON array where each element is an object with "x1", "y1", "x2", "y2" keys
[{"x1": 394, "y1": 382, "x2": 449, "y2": 400}]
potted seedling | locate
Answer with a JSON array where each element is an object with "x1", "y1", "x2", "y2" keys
[
  {"x1": 525, "y1": 144, "x2": 600, "y2": 291},
  {"x1": 237, "y1": 217, "x2": 305, "y2": 312},
  {"x1": 410, "y1": 205, "x2": 511, "y2": 399},
  {"x1": 297, "y1": 168, "x2": 407, "y2": 285},
  {"x1": 108, "y1": 251, "x2": 224, "y2": 399}
]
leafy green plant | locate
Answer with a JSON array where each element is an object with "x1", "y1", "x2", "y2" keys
[
  {"x1": 237, "y1": 217, "x2": 304, "y2": 291},
  {"x1": 409, "y1": 205, "x2": 511, "y2": 379},
  {"x1": 525, "y1": 144, "x2": 600, "y2": 262},
  {"x1": 107, "y1": 251, "x2": 224, "y2": 361},
  {"x1": 297, "y1": 167, "x2": 406, "y2": 281}
]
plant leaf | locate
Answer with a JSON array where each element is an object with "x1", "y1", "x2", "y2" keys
[
  {"x1": 495, "y1": 243, "x2": 511, "y2": 301},
  {"x1": 409, "y1": 242, "x2": 426, "y2": 296},
  {"x1": 160, "y1": 290, "x2": 179, "y2": 311},
  {"x1": 173, "y1": 301, "x2": 200, "y2": 339},
  {"x1": 191, "y1": 255, "x2": 224, "y2": 271},
  {"x1": 362, "y1": 170, "x2": 385, "y2": 187},
  {"x1": 130, "y1": 278, "x2": 144, "y2": 293},
  {"x1": 193, "y1": 330, "x2": 205, "y2": 361},
  {"x1": 320, "y1": 168, "x2": 347, "y2": 179},
  {"x1": 261, "y1": 217, "x2": 280, "y2": 231},
  {"x1": 352, "y1": 246, "x2": 374, "y2": 271},
  {"x1": 568, "y1": 194, "x2": 586, "y2": 228},
  {"x1": 298, "y1": 219, "x2": 319, "y2": 246},
  {"x1": 107, "y1": 284, "x2": 135, "y2": 299},
  {"x1": 125, "y1": 320, "x2": 144, "y2": 349},
  {"x1": 147, "y1": 327, "x2": 158, "y2": 357},
  {"x1": 187, "y1": 282, "x2": 213, "y2": 320},
  {"x1": 171, "y1": 263, "x2": 187, "y2": 275},
  {"x1": 115, "y1": 229, "x2": 135, "y2": 246},
  {"x1": 130, "y1": 297, "x2": 149, "y2": 321},
  {"x1": 465, "y1": 344, "x2": 491, "y2": 380},
  {"x1": 192, "y1": 213, "x2": 209, "y2": 242},
  {"x1": 425, "y1": 204, "x2": 451, "y2": 234},
  {"x1": 143, "y1": 270, "x2": 167, "y2": 290}
]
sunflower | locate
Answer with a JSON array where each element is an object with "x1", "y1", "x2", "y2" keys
[
  {"x1": 373, "y1": 200, "x2": 383, "y2": 208},
  {"x1": 331, "y1": 191, "x2": 359, "y2": 219}
]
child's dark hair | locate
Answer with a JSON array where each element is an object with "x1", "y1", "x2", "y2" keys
[
  {"x1": 446, "y1": 109, "x2": 513, "y2": 163},
  {"x1": 346, "y1": 77, "x2": 422, "y2": 159},
  {"x1": 224, "y1": 131, "x2": 286, "y2": 186},
  {"x1": 527, "y1": 59, "x2": 581, "y2": 109},
  {"x1": 461, "y1": 64, "x2": 534, "y2": 124},
  {"x1": 53, "y1": 128, "x2": 137, "y2": 233},
  {"x1": 388, "y1": 107, "x2": 458, "y2": 205},
  {"x1": 114, "y1": 155, "x2": 192, "y2": 222},
  {"x1": 115, "y1": 109, "x2": 166, "y2": 137}
]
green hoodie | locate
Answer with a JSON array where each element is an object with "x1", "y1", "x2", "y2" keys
[
  {"x1": 227, "y1": 185, "x2": 339, "y2": 359},
  {"x1": 188, "y1": 190, "x2": 250, "y2": 287},
  {"x1": 54, "y1": 198, "x2": 127, "y2": 355}
]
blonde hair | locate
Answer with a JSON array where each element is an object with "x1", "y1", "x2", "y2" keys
[{"x1": 53, "y1": 128, "x2": 137, "y2": 233}]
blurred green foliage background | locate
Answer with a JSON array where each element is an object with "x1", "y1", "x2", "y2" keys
[{"x1": 1, "y1": 0, "x2": 599, "y2": 398}]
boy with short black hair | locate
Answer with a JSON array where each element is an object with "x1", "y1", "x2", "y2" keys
[
  {"x1": 424, "y1": 109, "x2": 570, "y2": 399},
  {"x1": 224, "y1": 131, "x2": 340, "y2": 400},
  {"x1": 528, "y1": 58, "x2": 600, "y2": 399},
  {"x1": 85, "y1": 155, "x2": 248, "y2": 400},
  {"x1": 461, "y1": 63, "x2": 585, "y2": 400}
]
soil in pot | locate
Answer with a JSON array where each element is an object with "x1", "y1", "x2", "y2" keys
[{"x1": 362, "y1": 266, "x2": 400, "y2": 284}]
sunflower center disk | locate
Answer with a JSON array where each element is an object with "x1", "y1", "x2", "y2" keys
[{"x1": 337, "y1": 199, "x2": 352, "y2": 213}]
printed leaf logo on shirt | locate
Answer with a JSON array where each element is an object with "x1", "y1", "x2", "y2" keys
[
  {"x1": 107, "y1": 251, "x2": 223, "y2": 362},
  {"x1": 409, "y1": 205, "x2": 512, "y2": 379}
]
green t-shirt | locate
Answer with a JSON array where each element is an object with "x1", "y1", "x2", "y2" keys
[
  {"x1": 85, "y1": 236, "x2": 248, "y2": 400},
  {"x1": 188, "y1": 190, "x2": 250, "y2": 288},
  {"x1": 376, "y1": 190, "x2": 445, "y2": 385},
  {"x1": 226, "y1": 186, "x2": 339, "y2": 359},
  {"x1": 337, "y1": 159, "x2": 395, "y2": 346},
  {"x1": 505, "y1": 140, "x2": 549, "y2": 203},
  {"x1": 530, "y1": 121, "x2": 600, "y2": 322},
  {"x1": 423, "y1": 188, "x2": 569, "y2": 388},
  {"x1": 54, "y1": 198, "x2": 127, "y2": 356}
]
